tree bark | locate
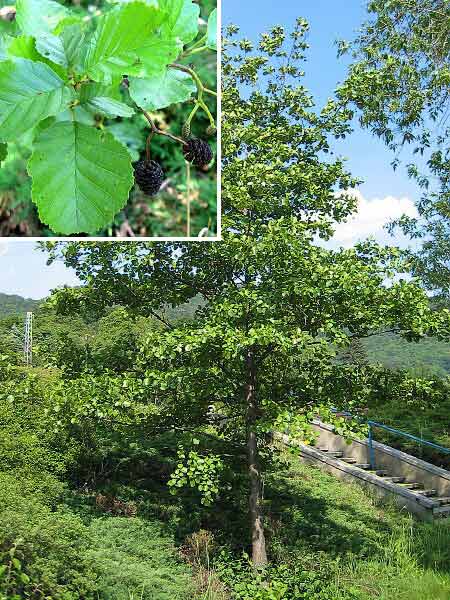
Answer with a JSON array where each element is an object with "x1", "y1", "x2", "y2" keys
[{"x1": 245, "y1": 349, "x2": 268, "y2": 567}]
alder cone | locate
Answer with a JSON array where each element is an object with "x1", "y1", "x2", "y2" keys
[
  {"x1": 134, "y1": 160, "x2": 164, "y2": 196},
  {"x1": 183, "y1": 138, "x2": 213, "y2": 167}
]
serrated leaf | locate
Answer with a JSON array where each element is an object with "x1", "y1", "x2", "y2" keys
[
  {"x1": 111, "y1": 0, "x2": 158, "y2": 4},
  {"x1": 87, "y1": 97, "x2": 135, "y2": 118},
  {"x1": 78, "y1": 82, "x2": 126, "y2": 118},
  {"x1": 207, "y1": 9, "x2": 217, "y2": 51},
  {"x1": 29, "y1": 121, "x2": 134, "y2": 234},
  {"x1": 55, "y1": 106, "x2": 96, "y2": 126},
  {"x1": 136, "y1": 37, "x2": 180, "y2": 79},
  {"x1": 0, "y1": 58, "x2": 74, "y2": 141},
  {"x1": 35, "y1": 24, "x2": 87, "y2": 73},
  {"x1": 0, "y1": 35, "x2": 13, "y2": 60},
  {"x1": 83, "y1": 2, "x2": 176, "y2": 84},
  {"x1": 59, "y1": 24, "x2": 86, "y2": 70},
  {"x1": 36, "y1": 34, "x2": 67, "y2": 67},
  {"x1": 158, "y1": 0, "x2": 183, "y2": 29},
  {"x1": 0, "y1": 142, "x2": 7, "y2": 162},
  {"x1": 80, "y1": 81, "x2": 122, "y2": 100},
  {"x1": 107, "y1": 119, "x2": 146, "y2": 161},
  {"x1": 0, "y1": 18, "x2": 18, "y2": 38},
  {"x1": 16, "y1": 0, "x2": 69, "y2": 37},
  {"x1": 53, "y1": 16, "x2": 84, "y2": 36},
  {"x1": 129, "y1": 67, "x2": 195, "y2": 110},
  {"x1": 161, "y1": 0, "x2": 200, "y2": 45},
  {"x1": 8, "y1": 36, "x2": 67, "y2": 79},
  {"x1": 8, "y1": 35, "x2": 41, "y2": 61}
]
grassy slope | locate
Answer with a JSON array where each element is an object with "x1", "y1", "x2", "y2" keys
[
  {"x1": 86, "y1": 517, "x2": 195, "y2": 600},
  {"x1": 66, "y1": 446, "x2": 450, "y2": 600},
  {"x1": 264, "y1": 451, "x2": 450, "y2": 599}
]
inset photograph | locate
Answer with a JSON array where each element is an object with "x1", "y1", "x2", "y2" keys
[{"x1": 0, "y1": 0, "x2": 218, "y2": 239}]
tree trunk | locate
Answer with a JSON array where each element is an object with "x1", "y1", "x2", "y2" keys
[{"x1": 245, "y1": 349, "x2": 268, "y2": 567}]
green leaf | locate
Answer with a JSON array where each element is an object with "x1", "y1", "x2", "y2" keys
[
  {"x1": 36, "y1": 24, "x2": 87, "y2": 72},
  {"x1": 86, "y1": 97, "x2": 135, "y2": 118},
  {"x1": 53, "y1": 16, "x2": 84, "y2": 36},
  {"x1": 135, "y1": 37, "x2": 180, "y2": 79},
  {"x1": 0, "y1": 18, "x2": 17, "y2": 38},
  {"x1": 0, "y1": 35, "x2": 13, "y2": 60},
  {"x1": 79, "y1": 82, "x2": 122, "y2": 103},
  {"x1": 107, "y1": 119, "x2": 146, "y2": 162},
  {"x1": 59, "y1": 24, "x2": 86, "y2": 71},
  {"x1": 78, "y1": 82, "x2": 132, "y2": 117},
  {"x1": 129, "y1": 67, "x2": 195, "y2": 110},
  {"x1": 54, "y1": 106, "x2": 96, "y2": 126},
  {"x1": 20, "y1": 573, "x2": 30, "y2": 584},
  {"x1": 0, "y1": 142, "x2": 7, "y2": 163},
  {"x1": 12, "y1": 557, "x2": 21, "y2": 571},
  {"x1": 0, "y1": 58, "x2": 74, "y2": 141},
  {"x1": 7, "y1": 35, "x2": 67, "y2": 79},
  {"x1": 16, "y1": 0, "x2": 69, "y2": 37},
  {"x1": 36, "y1": 33, "x2": 67, "y2": 67},
  {"x1": 29, "y1": 122, "x2": 134, "y2": 234},
  {"x1": 7, "y1": 35, "x2": 41, "y2": 61},
  {"x1": 161, "y1": 0, "x2": 200, "y2": 46},
  {"x1": 207, "y1": 9, "x2": 217, "y2": 51},
  {"x1": 158, "y1": 0, "x2": 183, "y2": 30},
  {"x1": 83, "y1": 2, "x2": 177, "y2": 83}
]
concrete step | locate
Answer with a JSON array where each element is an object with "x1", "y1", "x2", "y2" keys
[
  {"x1": 383, "y1": 476, "x2": 406, "y2": 484},
  {"x1": 433, "y1": 504, "x2": 450, "y2": 517},
  {"x1": 284, "y1": 428, "x2": 450, "y2": 521},
  {"x1": 368, "y1": 469, "x2": 389, "y2": 477},
  {"x1": 398, "y1": 482, "x2": 422, "y2": 490},
  {"x1": 415, "y1": 489, "x2": 437, "y2": 497}
]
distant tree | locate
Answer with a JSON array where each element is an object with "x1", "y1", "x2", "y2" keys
[
  {"x1": 340, "y1": 337, "x2": 369, "y2": 366},
  {"x1": 339, "y1": 0, "x2": 450, "y2": 298},
  {"x1": 43, "y1": 20, "x2": 450, "y2": 567},
  {"x1": 0, "y1": 293, "x2": 39, "y2": 317}
]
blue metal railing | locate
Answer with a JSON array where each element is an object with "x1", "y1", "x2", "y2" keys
[
  {"x1": 367, "y1": 420, "x2": 450, "y2": 469},
  {"x1": 330, "y1": 409, "x2": 450, "y2": 469}
]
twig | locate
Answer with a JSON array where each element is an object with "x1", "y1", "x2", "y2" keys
[
  {"x1": 141, "y1": 110, "x2": 187, "y2": 146},
  {"x1": 186, "y1": 161, "x2": 191, "y2": 237},
  {"x1": 145, "y1": 132, "x2": 154, "y2": 161},
  {"x1": 180, "y1": 34, "x2": 208, "y2": 59},
  {"x1": 170, "y1": 63, "x2": 204, "y2": 92}
]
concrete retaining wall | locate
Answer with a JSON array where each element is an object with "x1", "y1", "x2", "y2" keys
[{"x1": 310, "y1": 420, "x2": 450, "y2": 498}]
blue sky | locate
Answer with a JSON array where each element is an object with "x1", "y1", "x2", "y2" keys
[
  {"x1": 224, "y1": 0, "x2": 420, "y2": 253},
  {"x1": 224, "y1": 0, "x2": 419, "y2": 202},
  {"x1": 0, "y1": 1, "x2": 421, "y2": 300},
  {"x1": 0, "y1": 242, "x2": 79, "y2": 299}
]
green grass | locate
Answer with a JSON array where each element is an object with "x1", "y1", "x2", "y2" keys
[
  {"x1": 260, "y1": 451, "x2": 450, "y2": 599},
  {"x1": 86, "y1": 517, "x2": 195, "y2": 600}
]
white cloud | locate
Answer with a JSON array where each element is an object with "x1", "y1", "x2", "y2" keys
[
  {"x1": 0, "y1": 242, "x2": 9, "y2": 257},
  {"x1": 331, "y1": 190, "x2": 418, "y2": 247}
]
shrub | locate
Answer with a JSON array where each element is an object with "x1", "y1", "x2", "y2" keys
[{"x1": 0, "y1": 473, "x2": 98, "y2": 600}]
